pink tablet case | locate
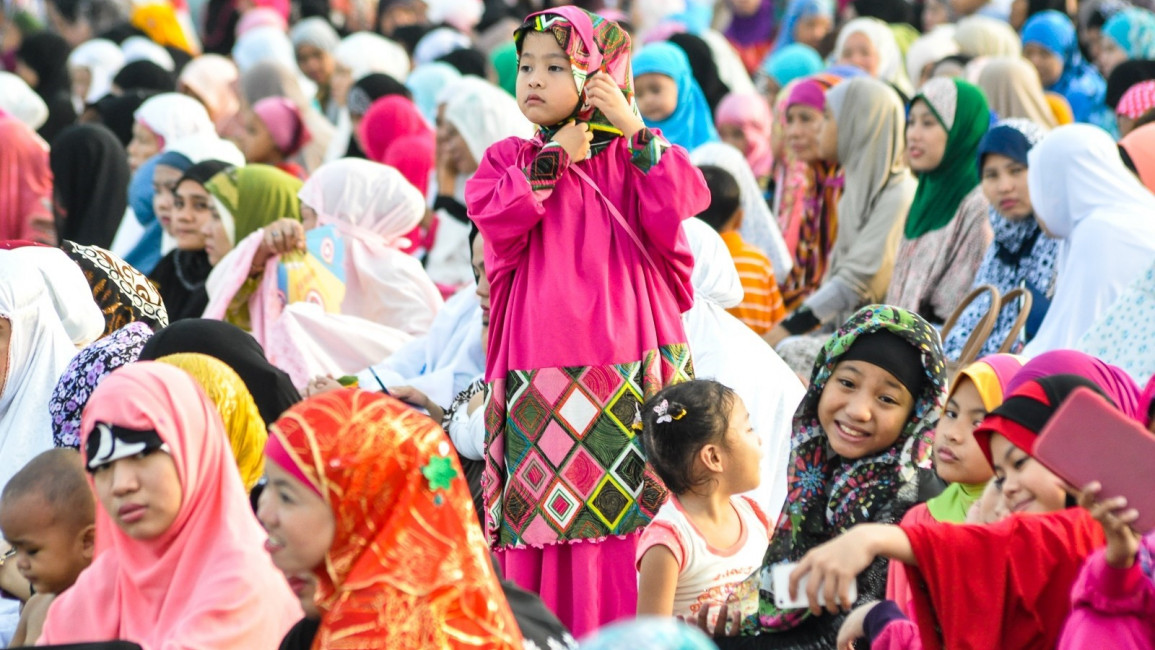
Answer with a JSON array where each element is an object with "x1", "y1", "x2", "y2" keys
[{"x1": 1034, "y1": 387, "x2": 1155, "y2": 533}]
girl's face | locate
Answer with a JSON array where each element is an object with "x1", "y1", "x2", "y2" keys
[
  {"x1": 172, "y1": 179, "x2": 213, "y2": 250},
  {"x1": 128, "y1": 122, "x2": 161, "y2": 172},
  {"x1": 718, "y1": 123, "x2": 749, "y2": 155},
  {"x1": 817, "y1": 360, "x2": 916, "y2": 460},
  {"x1": 794, "y1": 14, "x2": 832, "y2": 50},
  {"x1": 989, "y1": 433, "x2": 1067, "y2": 514},
  {"x1": 238, "y1": 109, "x2": 279, "y2": 164},
  {"x1": 933, "y1": 377, "x2": 994, "y2": 485},
  {"x1": 922, "y1": 0, "x2": 950, "y2": 31},
  {"x1": 152, "y1": 164, "x2": 184, "y2": 235},
  {"x1": 70, "y1": 65, "x2": 92, "y2": 106},
  {"x1": 981, "y1": 152, "x2": 1033, "y2": 220},
  {"x1": 906, "y1": 101, "x2": 948, "y2": 172},
  {"x1": 785, "y1": 104, "x2": 825, "y2": 162},
  {"x1": 515, "y1": 32, "x2": 580, "y2": 127},
  {"x1": 839, "y1": 32, "x2": 879, "y2": 77},
  {"x1": 719, "y1": 396, "x2": 763, "y2": 494},
  {"x1": 1023, "y1": 43, "x2": 1064, "y2": 87},
  {"x1": 296, "y1": 44, "x2": 335, "y2": 87},
  {"x1": 1096, "y1": 35, "x2": 1128, "y2": 78},
  {"x1": 816, "y1": 105, "x2": 839, "y2": 162},
  {"x1": 257, "y1": 460, "x2": 336, "y2": 578},
  {"x1": 200, "y1": 199, "x2": 232, "y2": 265},
  {"x1": 635, "y1": 73, "x2": 679, "y2": 123},
  {"x1": 92, "y1": 450, "x2": 184, "y2": 540}
]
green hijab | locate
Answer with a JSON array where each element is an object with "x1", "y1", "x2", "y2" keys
[
  {"x1": 904, "y1": 78, "x2": 991, "y2": 239},
  {"x1": 490, "y1": 41, "x2": 518, "y2": 96},
  {"x1": 205, "y1": 164, "x2": 303, "y2": 245}
]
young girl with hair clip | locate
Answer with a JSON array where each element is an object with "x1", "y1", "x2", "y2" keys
[{"x1": 636, "y1": 379, "x2": 771, "y2": 635}]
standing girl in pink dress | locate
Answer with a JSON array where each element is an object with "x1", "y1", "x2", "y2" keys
[{"x1": 465, "y1": 6, "x2": 710, "y2": 636}]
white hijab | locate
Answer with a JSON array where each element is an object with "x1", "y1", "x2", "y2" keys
[
  {"x1": 120, "y1": 35, "x2": 175, "y2": 71},
  {"x1": 334, "y1": 32, "x2": 410, "y2": 86},
  {"x1": 834, "y1": 17, "x2": 912, "y2": 95},
  {"x1": 681, "y1": 218, "x2": 805, "y2": 522},
  {"x1": 0, "y1": 254, "x2": 77, "y2": 494},
  {"x1": 906, "y1": 25, "x2": 959, "y2": 89},
  {"x1": 232, "y1": 26, "x2": 298, "y2": 74},
  {"x1": 8, "y1": 247, "x2": 104, "y2": 348},
  {"x1": 442, "y1": 77, "x2": 535, "y2": 166},
  {"x1": 954, "y1": 15, "x2": 1022, "y2": 58},
  {"x1": 1024, "y1": 124, "x2": 1155, "y2": 355},
  {"x1": 67, "y1": 38, "x2": 125, "y2": 108},
  {"x1": 297, "y1": 158, "x2": 443, "y2": 333},
  {"x1": 0, "y1": 71, "x2": 49, "y2": 130},
  {"x1": 163, "y1": 135, "x2": 246, "y2": 167},
  {"x1": 690, "y1": 142, "x2": 793, "y2": 281},
  {"x1": 134, "y1": 93, "x2": 216, "y2": 145}
]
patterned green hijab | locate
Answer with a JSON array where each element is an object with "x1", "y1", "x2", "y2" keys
[
  {"x1": 205, "y1": 164, "x2": 303, "y2": 245},
  {"x1": 759, "y1": 304, "x2": 947, "y2": 633},
  {"x1": 904, "y1": 78, "x2": 991, "y2": 239}
]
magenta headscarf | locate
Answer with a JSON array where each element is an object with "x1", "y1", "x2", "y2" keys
[
  {"x1": 1007, "y1": 350, "x2": 1144, "y2": 421},
  {"x1": 715, "y1": 91, "x2": 774, "y2": 177}
]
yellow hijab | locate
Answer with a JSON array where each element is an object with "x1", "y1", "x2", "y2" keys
[{"x1": 157, "y1": 352, "x2": 266, "y2": 491}]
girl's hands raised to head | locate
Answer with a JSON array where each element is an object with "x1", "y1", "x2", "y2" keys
[
  {"x1": 585, "y1": 72, "x2": 645, "y2": 140},
  {"x1": 1078, "y1": 481, "x2": 1142, "y2": 569},
  {"x1": 552, "y1": 121, "x2": 593, "y2": 162}
]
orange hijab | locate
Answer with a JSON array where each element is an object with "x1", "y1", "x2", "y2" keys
[{"x1": 269, "y1": 389, "x2": 522, "y2": 649}]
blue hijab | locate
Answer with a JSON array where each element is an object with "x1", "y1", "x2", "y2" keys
[
  {"x1": 773, "y1": 0, "x2": 832, "y2": 51},
  {"x1": 633, "y1": 42, "x2": 719, "y2": 151},
  {"x1": 1103, "y1": 7, "x2": 1155, "y2": 60},
  {"x1": 1021, "y1": 10, "x2": 1107, "y2": 123},
  {"x1": 759, "y1": 42, "x2": 824, "y2": 85},
  {"x1": 124, "y1": 151, "x2": 195, "y2": 275}
]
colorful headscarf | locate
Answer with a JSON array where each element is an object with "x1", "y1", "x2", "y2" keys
[
  {"x1": 714, "y1": 91, "x2": 774, "y2": 177},
  {"x1": 759, "y1": 43, "x2": 824, "y2": 86},
  {"x1": 941, "y1": 119, "x2": 1056, "y2": 359},
  {"x1": 633, "y1": 41, "x2": 720, "y2": 151},
  {"x1": 1117, "y1": 79, "x2": 1155, "y2": 118},
  {"x1": 924, "y1": 353, "x2": 1025, "y2": 522},
  {"x1": 1006, "y1": 349, "x2": 1144, "y2": 421},
  {"x1": 156, "y1": 353, "x2": 266, "y2": 492},
  {"x1": 1103, "y1": 8, "x2": 1155, "y2": 60},
  {"x1": 515, "y1": 6, "x2": 638, "y2": 155},
  {"x1": 40, "y1": 363, "x2": 301, "y2": 648},
  {"x1": 204, "y1": 164, "x2": 302, "y2": 246},
  {"x1": 774, "y1": 0, "x2": 832, "y2": 51},
  {"x1": 760, "y1": 304, "x2": 946, "y2": 631},
  {"x1": 268, "y1": 389, "x2": 523, "y2": 649},
  {"x1": 904, "y1": 78, "x2": 991, "y2": 239},
  {"x1": 49, "y1": 321, "x2": 153, "y2": 449},
  {"x1": 490, "y1": 42, "x2": 519, "y2": 96},
  {"x1": 130, "y1": 2, "x2": 193, "y2": 53},
  {"x1": 59, "y1": 240, "x2": 170, "y2": 336}
]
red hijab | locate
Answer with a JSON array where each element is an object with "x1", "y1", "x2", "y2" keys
[{"x1": 0, "y1": 117, "x2": 53, "y2": 244}]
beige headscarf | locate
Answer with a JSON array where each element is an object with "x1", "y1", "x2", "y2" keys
[
  {"x1": 823, "y1": 78, "x2": 917, "y2": 313},
  {"x1": 977, "y1": 57, "x2": 1058, "y2": 129},
  {"x1": 955, "y1": 15, "x2": 1022, "y2": 58}
]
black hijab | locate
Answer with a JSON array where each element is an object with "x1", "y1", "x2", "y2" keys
[
  {"x1": 436, "y1": 47, "x2": 489, "y2": 78},
  {"x1": 88, "y1": 89, "x2": 158, "y2": 147},
  {"x1": 1107, "y1": 59, "x2": 1155, "y2": 109},
  {"x1": 667, "y1": 33, "x2": 730, "y2": 113},
  {"x1": 112, "y1": 60, "x2": 177, "y2": 94},
  {"x1": 138, "y1": 318, "x2": 301, "y2": 424},
  {"x1": 50, "y1": 124, "x2": 130, "y2": 249},
  {"x1": 345, "y1": 73, "x2": 412, "y2": 158},
  {"x1": 17, "y1": 31, "x2": 77, "y2": 142}
]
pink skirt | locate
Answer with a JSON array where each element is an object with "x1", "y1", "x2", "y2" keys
[{"x1": 495, "y1": 532, "x2": 641, "y2": 638}]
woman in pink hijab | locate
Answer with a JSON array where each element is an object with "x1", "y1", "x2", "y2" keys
[
  {"x1": 715, "y1": 91, "x2": 775, "y2": 181},
  {"x1": 38, "y1": 362, "x2": 301, "y2": 649},
  {"x1": 0, "y1": 117, "x2": 54, "y2": 244}
]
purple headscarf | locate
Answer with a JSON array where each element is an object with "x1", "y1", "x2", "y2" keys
[
  {"x1": 726, "y1": 0, "x2": 776, "y2": 46},
  {"x1": 1007, "y1": 350, "x2": 1144, "y2": 421}
]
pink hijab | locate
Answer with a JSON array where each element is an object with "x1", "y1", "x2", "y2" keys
[
  {"x1": 1008, "y1": 349, "x2": 1145, "y2": 421},
  {"x1": 715, "y1": 91, "x2": 775, "y2": 178},
  {"x1": 39, "y1": 362, "x2": 301, "y2": 650},
  {"x1": 0, "y1": 117, "x2": 53, "y2": 244},
  {"x1": 357, "y1": 95, "x2": 435, "y2": 196}
]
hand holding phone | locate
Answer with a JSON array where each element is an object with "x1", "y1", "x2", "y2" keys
[{"x1": 771, "y1": 562, "x2": 858, "y2": 611}]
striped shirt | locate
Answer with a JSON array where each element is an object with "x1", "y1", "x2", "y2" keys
[{"x1": 720, "y1": 231, "x2": 786, "y2": 335}]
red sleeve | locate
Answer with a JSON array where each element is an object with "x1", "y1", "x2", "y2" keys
[
  {"x1": 902, "y1": 509, "x2": 1106, "y2": 650},
  {"x1": 637, "y1": 520, "x2": 686, "y2": 572},
  {"x1": 741, "y1": 496, "x2": 772, "y2": 537}
]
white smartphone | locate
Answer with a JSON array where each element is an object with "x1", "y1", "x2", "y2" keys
[{"x1": 770, "y1": 562, "x2": 858, "y2": 610}]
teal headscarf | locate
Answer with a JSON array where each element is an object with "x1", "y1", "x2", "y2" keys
[
  {"x1": 759, "y1": 43, "x2": 824, "y2": 86},
  {"x1": 633, "y1": 42, "x2": 719, "y2": 150},
  {"x1": 904, "y1": 78, "x2": 991, "y2": 239},
  {"x1": 1103, "y1": 7, "x2": 1155, "y2": 60},
  {"x1": 489, "y1": 41, "x2": 518, "y2": 97}
]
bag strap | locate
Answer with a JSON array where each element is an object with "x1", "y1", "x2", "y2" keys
[{"x1": 568, "y1": 164, "x2": 659, "y2": 272}]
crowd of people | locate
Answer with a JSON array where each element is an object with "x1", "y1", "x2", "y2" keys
[{"x1": 1, "y1": 0, "x2": 1155, "y2": 647}]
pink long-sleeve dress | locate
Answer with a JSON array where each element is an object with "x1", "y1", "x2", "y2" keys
[{"x1": 466, "y1": 128, "x2": 709, "y2": 635}]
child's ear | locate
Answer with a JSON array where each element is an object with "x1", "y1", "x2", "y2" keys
[
  {"x1": 699, "y1": 444, "x2": 724, "y2": 473},
  {"x1": 79, "y1": 524, "x2": 96, "y2": 561}
]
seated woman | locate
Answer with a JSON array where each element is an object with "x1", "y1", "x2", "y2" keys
[
  {"x1": 38, "y1": 362, "x2": 301, "y2": 648},
  {"x1": 258, "y1": 388, "x2": 522, "y2": 648},
  {"x1": 1021, "y1": 10, "x2": 1110, "y2": 128},
  {"x1": 886, "y1": 78, "x2": 993, "y2": 326}
]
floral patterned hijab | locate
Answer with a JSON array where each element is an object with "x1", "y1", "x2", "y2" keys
[
  {"x1": 760, "y1": 304, "x2": 946, "y2": 631},
  {"x1": 268, "y1": 389, "x2": 522, "y2": 649}
]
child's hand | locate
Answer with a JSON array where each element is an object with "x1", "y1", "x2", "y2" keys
[
  {"x1": 305, "y1": 375, "x2": 343, "y2": 397},
  {"x1": 836, "y1": 601, "x2": 879, "y2": 650},
  {"x1": 677, "y1": 599, "x2": 741, "y2": 637},
  {"x1": 585, "y1": 72, "x2": 644, "y2": 139},
  {"x1": 1078, "y1": 481, "x2": 1141, "y2": 569},
  {"x1": 552, "y1": 121, "x2": 592, "y2": 162},
  {"x1": 791, "y1": 526, "x2": 877, "y2": 615}
]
